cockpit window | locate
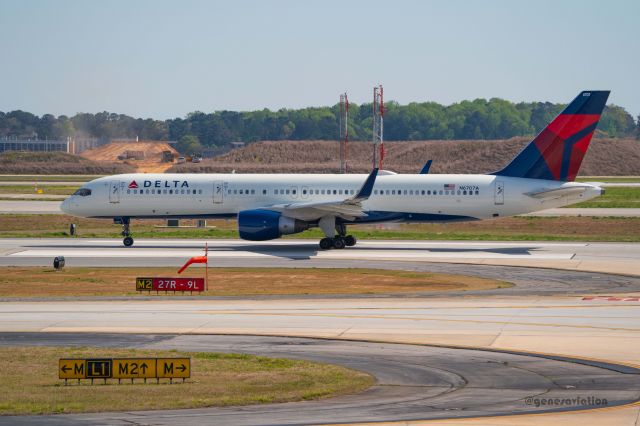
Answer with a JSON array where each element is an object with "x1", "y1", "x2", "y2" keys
[{"x1": 73, "y1": 188, "x2": 92, "y2": 196}]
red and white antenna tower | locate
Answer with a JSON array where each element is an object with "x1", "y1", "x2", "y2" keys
[
  {"x1": 372, "y1": 84, "x2": 384, "y2": 169},
  {"x1": 339, "y1": 92, "x2": 349, "y2": 173}
]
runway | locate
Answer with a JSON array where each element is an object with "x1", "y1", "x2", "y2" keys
[
  {"x1": 1, "y1": 333, "x2": 639, "y2": 425},
  {"x1": 1, "y1": 237, "x2": 638, "y2": 277},
  {"x1": 2, "y1": 199, "x2": 640, "y2": 217},
  {"x1": 1, "y1": 238, "x2": 639, "y2": 424}
]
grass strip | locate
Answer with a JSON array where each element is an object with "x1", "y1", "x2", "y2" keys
[
  {"x1": 0, "y1": 267, "x2": 510, "y2": 297},
  {"x1": 0, "y1": 346, "x2": 373, "y2": 415}
]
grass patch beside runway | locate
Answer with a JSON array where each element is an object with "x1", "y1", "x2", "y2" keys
[
  {"x1": 0, "y1": 346, "x2": 373, "y2": 415},
  {"x1": 0, "y1": 267, "x2": 510, "y2": 297},
  {"x1": 0, "y1": 214, "x2": 639, "y2": 242},
  {"x1": 566, "y1": 187, "x2": 640, "y2": 208}
]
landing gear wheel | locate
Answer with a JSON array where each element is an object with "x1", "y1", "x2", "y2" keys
[
  {"x1": 344, "y1": 235, "x2": 356, "y2": 247},
  {"x1": 319, "y1": 237, "x2": 333, "y2": 250},
  {"x1": 123, "y1": 236, "x2": 134, "y2": 247},
  {"x1": 332, "y1": 237, "x2": 346, "y2": 249}
]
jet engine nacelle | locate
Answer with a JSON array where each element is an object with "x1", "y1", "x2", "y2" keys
[{"x1": 238, "y1": 209, "x2": 309, "y2": 241}]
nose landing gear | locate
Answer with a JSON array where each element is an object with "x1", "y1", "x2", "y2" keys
[{"x1": 115, "y1": 217, "x2": 134, "y2": 247}]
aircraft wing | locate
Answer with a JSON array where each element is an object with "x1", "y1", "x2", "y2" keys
[
  {"x1": 525, "y1": 185, "x2": 594, "y2": 200},
  {"x1": 266, "y1": 168, "x2": 379, "y2": 221}
]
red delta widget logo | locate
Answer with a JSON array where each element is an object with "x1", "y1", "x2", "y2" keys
[{"x1": 128, "y1": 181, "x2": 139, "y2": 189}]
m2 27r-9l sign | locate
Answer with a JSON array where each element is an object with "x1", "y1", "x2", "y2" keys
[{"x1": 136, "y1": 277, "x2": 205, "y2": 292}]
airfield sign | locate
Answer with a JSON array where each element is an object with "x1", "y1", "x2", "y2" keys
[
  {"x1": 59, "y1": 357, "x2": 191, "y2": 384},
  {"x1": 136, "y1": 277, "x2": 205, "y2": 293}
]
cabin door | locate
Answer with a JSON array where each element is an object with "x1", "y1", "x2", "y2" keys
[
  {"x1": 213, "y1": 181, "x2": 224, "y2": 204},
  {"x1": 494, "y1": 181, "x2": 504, "y2": 205},
  {"x1": 109, "y1": 181, "x2": 121, "y2": 203}
]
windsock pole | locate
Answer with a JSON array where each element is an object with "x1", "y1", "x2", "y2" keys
[{"x1": 205, "y1": 243, "x2": 209, "y2": 291}]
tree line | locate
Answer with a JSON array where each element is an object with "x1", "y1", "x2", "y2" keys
[{"x1": 1, "y1": 98, "x2": 638, "y2": 154}]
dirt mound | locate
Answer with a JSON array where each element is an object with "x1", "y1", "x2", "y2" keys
[
  {"x1": 0, "y1": 152, "x2": 135, "y2": 174},
  {"x1": 81, "y1": 141, "x2": 178, "y2": 173},
  {"x1": 169, "y1": 138, "x2": 640, "y2": 175}
]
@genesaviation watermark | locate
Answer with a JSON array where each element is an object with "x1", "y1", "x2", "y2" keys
[{"x1": 525, "y1": 396, "x2": 608, "y2": 408}]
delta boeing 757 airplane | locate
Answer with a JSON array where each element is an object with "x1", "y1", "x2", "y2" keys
[{"x1": 61, "y1": 90, "x2": 609, "y2": 249}]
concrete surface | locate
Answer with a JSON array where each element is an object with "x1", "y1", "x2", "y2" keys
[
  {"x1": 0, "y1": 237, "x2": 639, "y2": 425},
  {"x1": 0, "y1": 193, "x2": 67, "y2": 200},
  {"x1": 0, "y1": 238, "x2": 638, "y2": 277},
  {"x1": 0, "y1": 333, "x2": 638, "y2": 425},
  {"x1": 0, "y1": 200, "x2": 62, "y2": 214}
]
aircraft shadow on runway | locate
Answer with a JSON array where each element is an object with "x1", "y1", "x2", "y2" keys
[{"x1": 23, "y1": 242, "x2": 544, "y2": 260}]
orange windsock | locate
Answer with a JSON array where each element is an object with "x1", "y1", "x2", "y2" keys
[{"x1": 178, "y1": 255, "x2": 207, "y2": 274}]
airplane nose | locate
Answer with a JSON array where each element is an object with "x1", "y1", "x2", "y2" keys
[{"x1": 60, "y1": 198, "x2": 71, "y2": 214}]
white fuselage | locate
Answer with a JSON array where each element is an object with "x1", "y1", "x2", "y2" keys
[{"x1": 61, "y1": 172, "x2": 602, "y2": 223}]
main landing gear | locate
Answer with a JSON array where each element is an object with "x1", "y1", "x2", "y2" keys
[
  {"x1": 318, "y1": 218, "x2": 356, "y2": 250},
  {"x1": 319, "y1": 235, "x2": 356, "y2": 250},
  {"x1": 116, "y1": 217, "x2": 134, "y2": 247}
]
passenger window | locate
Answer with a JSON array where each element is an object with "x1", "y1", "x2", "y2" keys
[
  {"x1": 251, "y1": 189, "x2": 255, "y2": 194},
  {"x1": 292, "y1": 189, "x2": 296, "y2": 195},
  {"x1": 169, "y1": 190, "x2": 173, "y2": 194},
  {"x1": 463, "y1": 191, "x2": 467, "y2": 195},
  {"x1": 421, "y1": 190, "x2": 425, "y2": 195},
  {"x1": 457, "y1": 190, "x2": 461, "y2": 195},
  {"x1": 475, "y1": 190, "x2": 479, "y2": 195},
  {"x1": 126, "y1": 189, "x2": 130, "y2": 194},
  {"x1": 199, "y1": 190, "x2": 203, "y2": 194}
]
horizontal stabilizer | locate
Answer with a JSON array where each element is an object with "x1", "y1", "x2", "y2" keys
[{"x1": 525, "y1": 185, "x2": 593, "y2": 200}]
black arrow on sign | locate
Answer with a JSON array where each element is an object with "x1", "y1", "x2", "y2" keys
[
  {"x1": 61, "y1": 365, "x2": 71, "y2": 373},
  {"x1": 177, "y1": 364, "x2": 187, "y2": 372},
  {"x1": 140, "y1": 363, "x2": 148, "y2": 373}
]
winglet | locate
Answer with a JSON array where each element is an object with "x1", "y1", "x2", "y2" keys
[
  {"x1": 419, "y1": 160, "x2": 432, "y2": 174},
  {"x1": 351, "y1": 168, "x2": 379, "y2": 201}
]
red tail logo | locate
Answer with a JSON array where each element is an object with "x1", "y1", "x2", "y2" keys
[{"x1": 128, "y1": 181, "x2": 139, "y2": 189}]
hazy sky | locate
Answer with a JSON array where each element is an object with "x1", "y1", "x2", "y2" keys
[{"x1": 1, "y1": 0, "x2": 638, "y2": 119}]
